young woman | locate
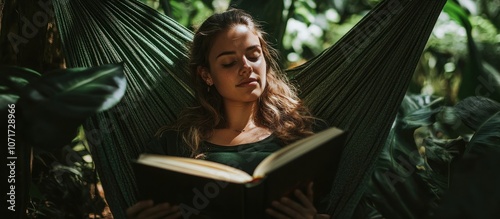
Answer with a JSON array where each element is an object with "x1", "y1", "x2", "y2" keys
[{"x1": 126, "y1": 9, "x2": 330, "y2": 219}]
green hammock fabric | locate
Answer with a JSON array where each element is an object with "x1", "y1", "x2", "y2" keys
[{"x1": 52, "y1": 0, "x2": 446, "y2": 218}]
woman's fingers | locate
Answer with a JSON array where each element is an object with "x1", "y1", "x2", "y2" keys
[
  {"x1": 294, "y1": 188, "x2": 314, "y2": 209},
  {"x1": 307, "y1": 182, "x2": 314, "y2": 202},
  {"x1": 267, "y1": 182, "x2": 319, "y2": 219},
  {"x1": 271, "y1": 199, "x2": 302, "y2": 216},
  {"x1": 126, "y1": 200, "x2": 154, "y2": 218},
  {"x1": 266, "y1": 207, "x2": 291, "y2": 219}
]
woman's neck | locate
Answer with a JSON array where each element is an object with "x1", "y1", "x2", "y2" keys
[
  {"x1": 223, "y1": 100, "x2": 258, "y2": 132},
  {"x1": 208, "y1": 100, "x2": 271, "y2": 146}
]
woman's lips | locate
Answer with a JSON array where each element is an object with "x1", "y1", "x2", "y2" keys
[{"x1": 237, "y1": 78, "x2": 258, "y2": 87}]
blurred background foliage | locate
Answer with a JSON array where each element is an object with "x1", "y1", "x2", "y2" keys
[
  {"x1": 141, "y1": 0, "x2": 499, "y2": 104},
  {"x1": 1, "y1": 0, "x2": 499, "y2": 218}
]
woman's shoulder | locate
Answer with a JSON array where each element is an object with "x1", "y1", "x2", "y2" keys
[{"x1": 144, "y1": 129, "x2": 190, "y2": 157}]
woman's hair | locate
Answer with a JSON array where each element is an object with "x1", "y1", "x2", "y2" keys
[{"x1": 158, "y1": 9, "x2": 315, "y2": 156}]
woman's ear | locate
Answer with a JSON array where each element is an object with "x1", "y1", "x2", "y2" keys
[{"x1": 198, "y1": 66, "x2": 213, "y2": 85}]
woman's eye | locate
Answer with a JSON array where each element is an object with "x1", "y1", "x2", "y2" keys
[
  {"x1": 248, "y1": 56, "x2": 260, "y2": 62},
  {"x1": 222, "y1": 61, "x2": 236, "y2": 67}
]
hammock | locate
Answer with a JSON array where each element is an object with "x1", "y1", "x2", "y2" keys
[{"x1": 52, "y1": 0, "x2": 446, "y2": 217}]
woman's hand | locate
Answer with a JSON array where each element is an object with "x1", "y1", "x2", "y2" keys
[
  {"x1": 126, "y1": 200, "x2": 181, "y2": 219},
  {"x1": 266, "y1": 182, "x2": 330, "y2": 219}
]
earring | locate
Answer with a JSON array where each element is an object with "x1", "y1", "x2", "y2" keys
[{"x1": 207, "y1": 83, "x2": 212, "y2": 92}]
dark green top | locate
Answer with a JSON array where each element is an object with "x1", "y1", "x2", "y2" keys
[
  {"x1": 200, "y1": 134, "x2": 283, "y2": 174},
  {"x1": 145, "y1": 131, "x2": 284, "y2": 175},
  {"x1": 145, "y1": 121, "x2": 327, "y2": 174}
]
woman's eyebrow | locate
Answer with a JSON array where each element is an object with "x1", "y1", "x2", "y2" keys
[
  {"x1": 216, "y1": 51, "x2": 235, "y2": 59},
  {"x1": 216, "y1": 45, "x2": 261, "y2": 59}
]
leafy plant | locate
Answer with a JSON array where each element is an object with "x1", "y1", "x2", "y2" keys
[
  {"x1": 442, "y1": 0, "x2": 500, "y2": 102},
  {"x1": 413, "y1": 0, "x2": 500, "y2": 104},
  {"x1": 28, "y1": 137, "x2": 108, "y2": 219},
  {"x1": 1, "y1": 63, "x2": 126, "y2": 150},
  {"x1": 354, "y1": 95, "x2": 500, "y2": 218},
  {"x1": 432, "y1": 110, "x2": 500, "y2": 218},
  {"x1": 0, "y1": 63, "x2": 126, "y2": 218}
]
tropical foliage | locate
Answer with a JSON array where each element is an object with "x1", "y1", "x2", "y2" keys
[
  {"x1": 354, "y1": 95, "x2": 500, "y2": 218},
  {"x1": 0, "y1": 64, "x2": 126, "y2": 218},
  {"x1": 0, "y1": 0, "x2": 498, "y2": 218}
]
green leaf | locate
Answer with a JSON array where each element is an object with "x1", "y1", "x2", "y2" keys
[
  {"x1": 0, "y1": 65, "x2": 42, "y2": 91},
  {"x1": 0, "y1": 65, "x2": 42, "y2": 108},
  {"x1": 358, "y1": 95, "x2": 462, "y2": 218},
  {"x1": 200, "y1": 0, "x2": 214, "y2": 10},
  {"x1": 444, "y1": 0, "x2": 500, "y2": 101},
  {"x1": 18, "y1": 63, "x2": 126, "y2": 150},
  {"x1": 433, "y1": 111, "x2": 500, "y2": 218},
  {"x1": 400, "y1": 96, "x2": 443, "y2": 130},
  {"x1": 443, "y1": 0, "x2": 471, "y2": 30},
  {"x1": 402, "y1": 106, "x2": 440, "y2": 129},
  {"x1": 25, "y1": 63, "x2": 126, "y2": 115},
  {"x1": 465, "y1": 111, "x2": 500, "y2": 155},
  {"x1": 454, "y1": 96, "x2": 500, "y2": 131}
]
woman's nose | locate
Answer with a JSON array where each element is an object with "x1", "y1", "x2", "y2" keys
[{"x1": 239, "y1": 57, "x2": 252, "y2": 75}]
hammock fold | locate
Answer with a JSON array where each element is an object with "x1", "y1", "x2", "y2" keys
[{"x1": 52, "y1": 0, "x2": 446, "y2": 217}]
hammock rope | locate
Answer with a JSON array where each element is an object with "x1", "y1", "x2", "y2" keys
[
  {"x1": 52, "y1": 0, "x2": 446, "y2": 217},
  {"x1": 287, "y1": 0, "x2": 446, "y2": 215}
]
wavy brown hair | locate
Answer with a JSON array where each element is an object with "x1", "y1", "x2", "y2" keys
[{"x1": 159, "y1": 9, "x2": 315, "y2": 156}]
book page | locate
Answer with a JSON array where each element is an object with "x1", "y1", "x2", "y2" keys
[
  {"x1": 137, "y1": 154, "x2": 253, "y2": 183},
  {"x1": 253, "y1": 127, "x2": 343, "y2": 178}
]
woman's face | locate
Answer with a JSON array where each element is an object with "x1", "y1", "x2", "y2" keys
[{"x1": 202, "y1": 24, "x2": 267, "y2": 104}]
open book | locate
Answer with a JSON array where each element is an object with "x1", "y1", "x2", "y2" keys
[{"x1": 133, "y1": 127, "x2": 346, "y2": 218}]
